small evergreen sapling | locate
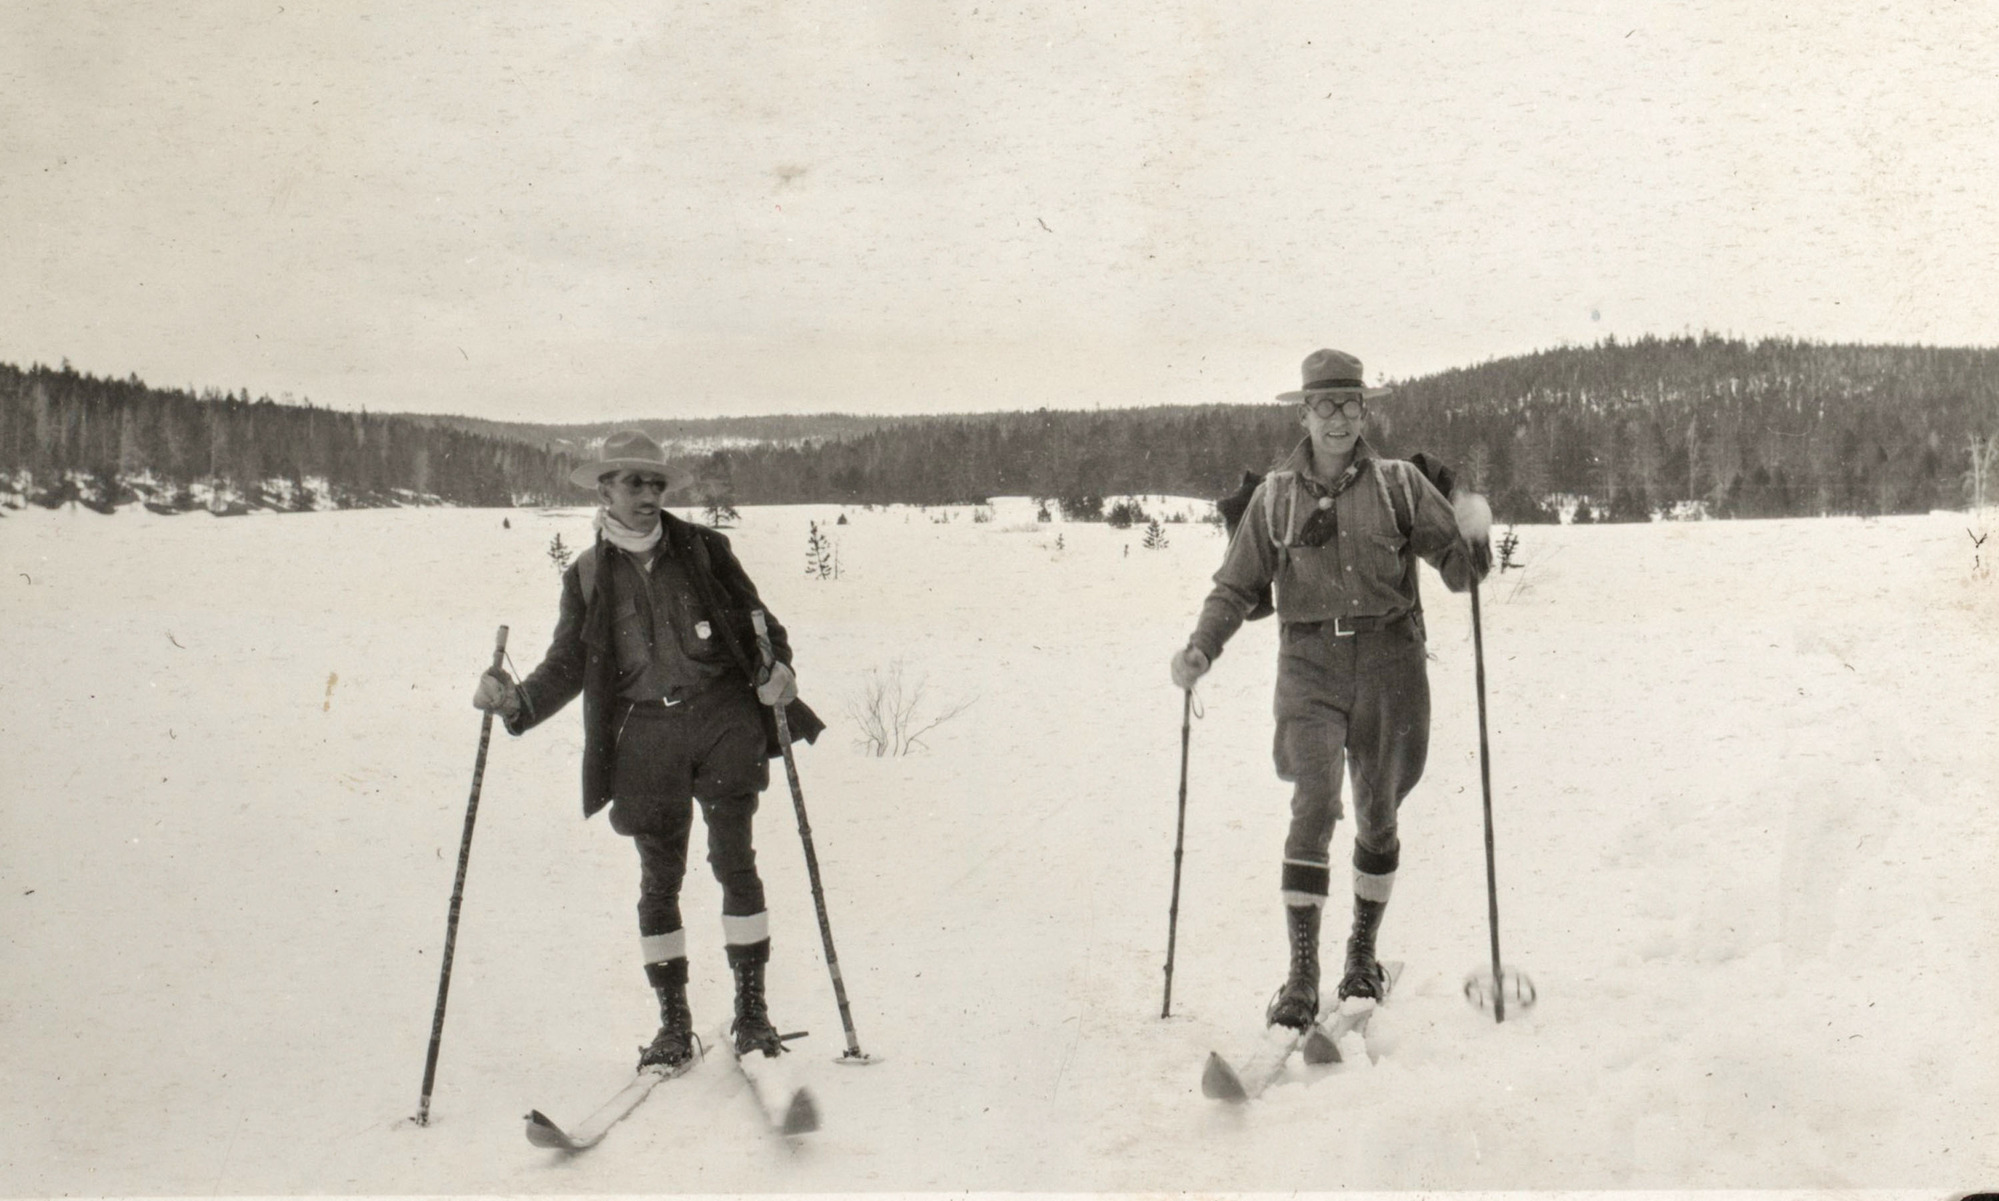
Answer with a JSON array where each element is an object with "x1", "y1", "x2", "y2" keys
[
  {"x1": 1141, "y1": 518, "x2": 1169, "y2": 549},
  {"x1": 548, "y1": 532, "x2": 572, "y2": 572},
  {"x1": 805, "y1": 521, "x2": 839, "y2": 580}
]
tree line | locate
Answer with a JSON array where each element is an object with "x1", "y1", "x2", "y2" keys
[
  {"x1": 6, "y1": 334, "x2": 1996, "y2": 520},
  {"x1": 671, "y1": 334, "x2": 1999, "y2": 521},
  {"x1": 0, "y1": 361, "x2": 573, "y2": 512},
  {"x1": 1372, "y1": 334, "x2": 1999, "y2": 522}
]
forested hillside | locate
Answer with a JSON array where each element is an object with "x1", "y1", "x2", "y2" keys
[
  {"x1": 6, "y1": 335, "x2": 1996, "y2": 520},
  {"x1": 1377, "y1": 335, "x2": 1999, "y2": 522},
  {"x1": 694, "y1": 335, "x2": 1999, "y2": 521},
  {"x1": 0, "y1": 362, "x2": 574, "y2": 512}
]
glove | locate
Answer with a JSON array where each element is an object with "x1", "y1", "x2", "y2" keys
[
  {"x1": 1169, "y1": 645, "x2": 1211, "y2": 691},
  {"x1": 756, "y1": 660, "x2": 798, "y2": 707},
  {"x1": 1452, "y1": 491, "x2": 1494, "y2": 575},
  {"x1": 1452, "y1": 490, "x2": 1492, "y2": 540},
  {"x1": 1409, "y1": 452, "x2": 1456, "y2": 498},
  {"x1": 472, "y1": 668, "x2": 520, "y2": 716}
]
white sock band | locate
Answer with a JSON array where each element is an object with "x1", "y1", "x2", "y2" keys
[
  {"x1": 640, "y1": 930, "x2": 687, "y2": 964},
  {"x1": 721, "y1": 911, "x2": 769, "y2": 946},
  {"x1": 1354, "y1": 869, "x2": 1396, "y2": 904}
]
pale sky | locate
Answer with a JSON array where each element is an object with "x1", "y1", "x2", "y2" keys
[{"x1": 5, "y1": 0, "x2": 1997, "y2": 421}]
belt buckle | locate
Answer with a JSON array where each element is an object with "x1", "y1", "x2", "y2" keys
[{"x1": 1332, "y1": 615, "x2": 1357, "y2": 637}]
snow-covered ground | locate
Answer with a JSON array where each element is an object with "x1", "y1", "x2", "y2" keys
[{"x1": 2, "y1": 499, "x2": 1994, "y2": 1194}]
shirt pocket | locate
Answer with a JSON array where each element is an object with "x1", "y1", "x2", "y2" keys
[
  {"x1": 1363, "y1": 531, "x2": 1407, "y2": 582},
  {"x1": 675, "y1": 592, "x2": 731, "y2": 662},
  {"x1": 611, "y1": 599, "x2": 650, "y2": 665}
]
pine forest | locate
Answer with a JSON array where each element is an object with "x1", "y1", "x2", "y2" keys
[{"x1": 4, "y1": 335, "x2": 1996, "y2": 522}]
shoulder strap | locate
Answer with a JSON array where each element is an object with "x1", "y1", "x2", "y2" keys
[
  {"x1": 1263, "y1": 470, "x2": 1300, "y2": 548},
  {"x1": 1377, "y1": 461, "x2": 1416, "y2": 539},
  {"x1": 577, "y1": 544, "x2": 600, "y2": 605}
]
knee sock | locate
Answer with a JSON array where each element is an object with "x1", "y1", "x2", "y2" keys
[
  {"x1": 1353, "y1": 842, "x2": 1398, "y2": 905},
  {"x1": 722, "y1": 910, "x2": 770, "y2": 966},
  {"x1": 1280, "y1": 859, "x2": 1331, "y2": 910}
]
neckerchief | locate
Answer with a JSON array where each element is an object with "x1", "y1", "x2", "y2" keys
[{"x1": 593, "y1": 507, "x2": 662, "y2": 557}]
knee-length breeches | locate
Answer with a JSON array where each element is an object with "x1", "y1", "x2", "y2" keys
[
  {"x1": 604, "y1": 687, "x2": 771, "y2": 937},
  {"x1": 1272, "y1": 617, "x2": 1431, "y2": 866}
]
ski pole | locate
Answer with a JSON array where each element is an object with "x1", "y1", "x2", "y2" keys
[
  {"x1": 750, "y1": 611, "x2": 871, "y2": 1063},
  {"x1": 1161, "y1": 688, "x2": 1193, "y2": 1018},
  {"x1": 415, "y1": 624, "x2": 509, "y2": 1125},
  {"x1": 1470, "y1": 582, "x2": 1506, "y2": 1023}
]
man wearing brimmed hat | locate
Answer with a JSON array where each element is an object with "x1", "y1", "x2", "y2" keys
[
  {"x1": 473, "y1": 430, "x2": 825, "y2": 1069},
  {"x1": 1169, "y1": 349, "x2": 1493, "y2": 1030}
]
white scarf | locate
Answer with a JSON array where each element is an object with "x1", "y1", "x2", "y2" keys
[{"x1": 594, "y1": 507, "x2": 662, "y2": 557}]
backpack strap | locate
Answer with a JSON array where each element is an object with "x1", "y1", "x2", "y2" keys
[
  {"x1": 1372, "y1": 459, "x2": 1417, "y2": 539},
  {"x1": 577, "y1": 543, "x2": 600, "y2": 606},
  {"x1": 1373, "y1": 460, "x2": 1425, "y2": 627},
  {"x1": 1263, "y1": 470, "x2": 1301, "y2": 548},
  {"x1": 1262, "y1": 470, "x2": 1304, "y2": 593}
]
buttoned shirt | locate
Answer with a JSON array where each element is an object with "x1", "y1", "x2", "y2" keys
[
  {"x1": 1190, "y1": 436, "x2": 1482, "y2": 662},
  {"x1": 606, "y1": 542, "x2": 735, "y2": 702}
]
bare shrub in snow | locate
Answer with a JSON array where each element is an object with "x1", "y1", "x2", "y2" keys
[{"x1": 846, "y1": 661, "x2": 973, "y2": 757}]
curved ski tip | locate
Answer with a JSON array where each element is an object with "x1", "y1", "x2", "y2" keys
[
  {"x1": 523, "y1": 1110, "x2": 576, "y2": 1151},
  {"x1": 1300, "y1": 1027, "x2": 1343, "y2": 1066},
  {"x1": 1200, "y1": 1051, "x2": 1248, "y2": 1102},
  {"x1": 781, "y1": 1088, "x2": 821, "y2": 1136}
]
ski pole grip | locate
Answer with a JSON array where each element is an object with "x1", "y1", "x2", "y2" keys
[
  {"x1": 748, "y1": 610, "x2": 774, "y2": 670},
  {"x1": 490, "y1": 625, "x2": 510, "y2": 672}
]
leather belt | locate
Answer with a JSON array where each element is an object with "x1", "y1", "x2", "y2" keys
[{"x1": 1287, "y1": 611, "x2": 1413, "y2": 638}]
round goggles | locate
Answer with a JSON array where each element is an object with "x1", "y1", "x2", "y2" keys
[{"x1": 1302, "y1": 393, "x2": 1365, "y2": 420}]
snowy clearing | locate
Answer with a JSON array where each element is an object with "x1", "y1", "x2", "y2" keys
[{"x1": 2, "y1": 500, "x2": 1995, "y2": 1194}]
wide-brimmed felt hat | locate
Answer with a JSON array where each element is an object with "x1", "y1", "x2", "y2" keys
[
  {"x1": 567, "y1": 429, "x2": 675, "y2": 490},
  {"x1": 1275, "y1": 348, "x2": 1395, "y2": 402}
]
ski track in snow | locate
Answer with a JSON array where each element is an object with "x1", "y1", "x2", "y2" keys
[{"x1": 1, "y1": 501, "x2": 1995, "y2": 1193}]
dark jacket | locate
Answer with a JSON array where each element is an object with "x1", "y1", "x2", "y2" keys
[{"x1": 506, "y1": 512, "x2": 825, "y2": 819}]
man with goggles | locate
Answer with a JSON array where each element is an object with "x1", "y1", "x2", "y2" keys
[{"x1": 1170, "y1": 349, "x2": 1492, "y2": 1031}]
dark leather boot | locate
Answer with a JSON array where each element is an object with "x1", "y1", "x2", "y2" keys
[
  {"x1": 638, "y1": 959, "x2": 696, "y2": 1070},
  {"x1": 728, "y1": 945, "x2": 785, "y2": 1057},
  {"x1": 1337, "y1": 896, "x2": 1388, "y2": 1001},
  {"x1": 1264, "y1": 904, "x2": 1321, "y2": 1030}
]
